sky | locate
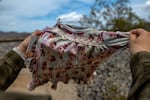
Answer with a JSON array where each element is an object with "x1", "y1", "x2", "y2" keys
[{"x1": 0, "y1": 0, "x2": 150, "y2": 32}]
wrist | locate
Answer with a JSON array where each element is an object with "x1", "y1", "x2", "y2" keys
[{"x1": 13, "y1": 47, "x2": 26, "y2": 61}]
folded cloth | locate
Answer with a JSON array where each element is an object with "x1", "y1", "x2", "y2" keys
[{"x1": 25, "y1": 22, "x2": 130, "y2": 90}]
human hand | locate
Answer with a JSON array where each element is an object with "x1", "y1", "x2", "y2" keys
[
  {"x1": 16, "y1": 30, "x2": 42, "y2": 56},
  {"x1": 129, "y1": 28, "x2": 150, "y2": 55}
]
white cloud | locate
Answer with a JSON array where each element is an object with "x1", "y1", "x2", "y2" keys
[
  {"x1": 0, "y1": 0, "x2": 96, "y2": 32},
  {"x1": 0, "y1": 18, "x2": 55, "y2": 32},
  {"x1": 145, "y1": 0, "x2": 150, "y2": 11},
  {"x1": 58, "y1": 12, "x2": 83, "y2": 23},
  {"x1": 1, "y1": 0, "x2": 148, "y2": 32},
  {"x1": 0, "y1": 0, "x2": 71, "y2": 32},
  {"x1": 0, "y1": 0, "x2": 70, "y2": 17},
  {"x1": 130, "y1": 0, "x2": 150, "y2": 20},
  {"x1": 146, "y1": 0, "x2": 150, "y2": 6}
]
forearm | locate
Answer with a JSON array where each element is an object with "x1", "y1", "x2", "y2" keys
[
  {"x1": 0, "y1": 50, "x2": 25, "y2": 91},
  {"x1": 128, "y1": 51, "x2": 150, "y2": 100}
]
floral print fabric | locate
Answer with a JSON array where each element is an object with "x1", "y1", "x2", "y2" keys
[{"x1": 26, "y1": 22, "x2": 130, "y2": 90}]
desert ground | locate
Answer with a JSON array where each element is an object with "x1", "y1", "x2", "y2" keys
[{"x1": 0, "y1": 41, "x2": 79, "y2": 100}]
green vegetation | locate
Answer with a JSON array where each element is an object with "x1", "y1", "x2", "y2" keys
[{"x1": 79, "y1": 0, "x2": 150, "y2": 31}]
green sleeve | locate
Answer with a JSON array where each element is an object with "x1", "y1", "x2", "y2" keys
[
  {"x1": 128, "y1": 51, "x2": 150, "y2": 100},
  {"x1": 0, "y1": 50, "x2": 25, "y2": 91}
]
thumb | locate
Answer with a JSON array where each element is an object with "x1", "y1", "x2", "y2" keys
[
  {"x1": 32, "y1": 30, "x2": 43, "y2": 36},
  {"x1": 129, "y1": 28, "x2": 145, "y2": 42},
  {"x1": 129, "y1": 33, "x2": 137, "y2": 42}
]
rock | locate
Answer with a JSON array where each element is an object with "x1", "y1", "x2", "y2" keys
[{"x1": 77, "y1": 49, "x2": 132, "y2": 100}]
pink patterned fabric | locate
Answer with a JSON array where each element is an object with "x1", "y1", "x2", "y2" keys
[{"x1": 26, "y1": 22, "x2": 130, "y2": 90}]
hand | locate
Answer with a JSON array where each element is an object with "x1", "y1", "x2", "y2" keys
[
  {"x1": 16, "y1": 30, "x2": 42, "y2": 56},
  {"x1": 129, "y1": 28, "x2": 150, "y2": 55}
]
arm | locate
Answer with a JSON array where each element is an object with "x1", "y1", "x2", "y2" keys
[
  {"x1": 0, "y1": 50, "x2": 25, "y2": 91},
  {"x1": 128, "y1": 51, "x2": 150, "y2": 100},
  {"x1": 0, "y1": 30, "x2": 42, "y2": 91},
  {"x1": 128, "y1": 29, "x2": 150, "y2": 100}
]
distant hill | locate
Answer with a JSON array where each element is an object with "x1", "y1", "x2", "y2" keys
[{"x1": 0, "y1": 31, "x2": 30, "y2": 42}]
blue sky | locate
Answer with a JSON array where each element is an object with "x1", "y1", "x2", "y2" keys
[{"x1": 0, "y1": 0, "x2": 150, "y2": 32}]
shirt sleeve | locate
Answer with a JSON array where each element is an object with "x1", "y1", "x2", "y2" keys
[
  {"x1": 127, "y1": 51, "x2": 150, "y2": 100},
  {"x1": 0, "y1": 50, "x2": 25, "y2": 91},
  {"x1": 13, "y1": 47, "x2": 26, "y2": 61}
]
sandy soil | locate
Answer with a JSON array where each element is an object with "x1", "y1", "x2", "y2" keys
[
  {"x1": 0, "y1": 41, "x2": 78, "y2": 100},
  {"x1": 6, "y1": 69, "x2": 78, "y2": 100}
]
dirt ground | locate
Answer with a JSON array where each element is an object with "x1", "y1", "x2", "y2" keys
[
  {"x1": 6, "y1": 69, "x2": 78, "y2": 100},
  {"x1": 0, "y1": 41, "x2": 78, "y2": 100}
]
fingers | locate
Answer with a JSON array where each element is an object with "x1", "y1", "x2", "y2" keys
[
  {"x1": 129, "y1": 33, "x2": 137, "y2": 42},
  {"x1": 129, "y1": 28, "x2": 150, "y2": 54},
  {"x1": 24, "y1": 30, "x2": 42, "y2": 46},
  {"x1": 130, "y1": 28, "x2": 148, "y2": 36},
  {"x1": 26, "y1": 30, "x2": 43, "y2": 47},
  {"x1": 32, "y1": 30, "x2": 43, "y2": 36},
  {"x1": 129, "y1": 28, "x2": 148, "y2": 41},
  {"x1": 16, "y1": 30, "x2": 43, "y2": 55}
]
